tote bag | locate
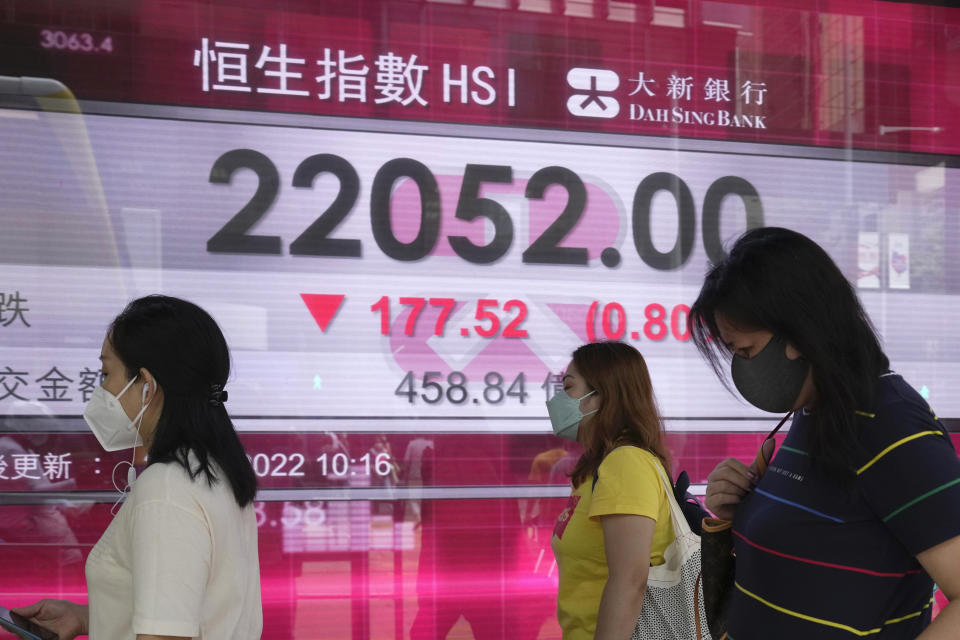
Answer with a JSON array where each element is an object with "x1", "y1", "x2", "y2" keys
[{"x1": 631, "y1": 463, "x2": 711, "y2": 640}]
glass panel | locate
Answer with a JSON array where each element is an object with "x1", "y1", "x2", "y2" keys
[{"x1": 1, "y1": 0, "x2": 958, "y2": 637}]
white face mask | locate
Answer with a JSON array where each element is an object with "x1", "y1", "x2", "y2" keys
[{"x1": 83, "y1": 376, "x2": 149, "y2": 452}]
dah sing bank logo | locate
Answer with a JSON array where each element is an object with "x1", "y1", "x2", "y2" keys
[
  {"x1": 566, "y1": 68, "x2": 621, "y2": 118},
  {"x1": 566, "y1": 67, "x2": 768, "y2": 129}
]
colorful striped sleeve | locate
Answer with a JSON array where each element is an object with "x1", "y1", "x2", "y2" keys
[{"x1": 857, "y1": 389, "x2": 960, "y2": 556}]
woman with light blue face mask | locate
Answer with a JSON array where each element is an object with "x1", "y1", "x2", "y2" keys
[
  {"x1": 14, "y1": 295, "x2": 263, "y2": 640},
  {"x1": 547, "y1": 341, "x2": 676, "y2": 640}
]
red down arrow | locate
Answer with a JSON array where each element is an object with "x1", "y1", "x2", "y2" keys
[{"x1": 300, "y1": 294, "x2": 345, "y2": 332}]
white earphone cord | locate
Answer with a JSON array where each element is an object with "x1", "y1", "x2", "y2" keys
[{"x1": 110, "y1": 387, "x2": 148, "y2": 515}]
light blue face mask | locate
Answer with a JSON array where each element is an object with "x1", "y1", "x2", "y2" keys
[{"x1": 546, "y1": 389, "x2": 597, "y2": 442}]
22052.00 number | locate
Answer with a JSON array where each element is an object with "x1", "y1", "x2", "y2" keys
[{"x1": 206, "y1": 149, "x2": 764, "y2": 269}]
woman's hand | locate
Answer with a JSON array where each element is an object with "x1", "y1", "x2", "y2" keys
[
  {"x1": 704, "y1": 440, "x2": 774, "y2": 521},
  {"x1": 12, "y1": 599, "x2": 88, "y2": 640}
]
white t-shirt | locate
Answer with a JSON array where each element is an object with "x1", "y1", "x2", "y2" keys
[{"x1": 85, "y1": 455, "x2": 262, "y2": 639}]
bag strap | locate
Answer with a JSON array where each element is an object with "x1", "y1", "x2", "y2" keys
[
  {"x1": 708, "y1": 411, "x2": 795, "y2": 531},
  {"x1": 766, "y1": 411, "x2": 793, "y2": 441},
  {"x1": 756, "y1": 411, "x2": 793, "y2": 475},
  {"x1": 591, "y1": 454, "x2": 691, "y2": 538},
  {"x1": 651, "y1": 460, "x2": 695, "y2": 539},
  {"x1": 694, "y1": 570, "x2": 705, "y2": 640}
]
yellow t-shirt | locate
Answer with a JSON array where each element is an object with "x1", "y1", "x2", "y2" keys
[{"x1": 550, "y1": 446, "x2": 675, "y2": 640}]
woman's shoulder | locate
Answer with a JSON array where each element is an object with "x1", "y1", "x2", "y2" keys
[
  {"x1": 129, "y1": 460, "x2": 180, "y2": 497},
  {"x1": 131, "y1": 454, "x2": 216, "y2": 505},
  {"x1": 846, "y1": 373, "x2": 955, "y2": 482},
  {"x1": 862, "y1": 372, "x2": 935, "y2": 416},
  {"x1": 600, "y1": 446, "x2": 664, "y2": 476},
  {"x1": 604, "y1": 445, "x2": 659, "y2": 462},
  {"x1": 594, "y1": 446, "x2": 669, "y2": 505},
  {"x1": 861, "y1": 373, "x2": 943, "y2": 438}
]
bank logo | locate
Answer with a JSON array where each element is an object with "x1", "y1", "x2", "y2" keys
[
  {"x1": 565, "y1": 67, "x2": 771, "y2": 130},
  {"x1": 566, "y1": 68, "x2": 620, "y2": 118}
]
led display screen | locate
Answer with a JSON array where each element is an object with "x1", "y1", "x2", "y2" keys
[{"x1": 1, "y1": 1, "x2": 957, "y2": 637}]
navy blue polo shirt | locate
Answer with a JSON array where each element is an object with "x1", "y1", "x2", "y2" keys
[{"x1": 726, "y1": 373, "x2": 960, "y2": 639}]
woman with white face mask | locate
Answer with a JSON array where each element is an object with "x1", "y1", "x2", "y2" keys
[
  {"x1": 690, "y1": 227, "x2": 960, "y2": 640},
  {"x1": 547, "y1": 341, "x2": 674, "y2": 640},
  {"x1": 14, "y1": 295, "x2": 262, "y2": 640}
]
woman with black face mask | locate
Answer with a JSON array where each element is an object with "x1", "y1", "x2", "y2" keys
[{"x1": 690, "y1": 227, "x2": 960, "y2": 640}]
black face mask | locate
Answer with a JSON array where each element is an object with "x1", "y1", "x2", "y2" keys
[{"x1": 731, "y1": 334, "x2": 809, "y2": 413}]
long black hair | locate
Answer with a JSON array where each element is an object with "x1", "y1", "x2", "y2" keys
[
  {"x1": 689, "y1": 227, "x2": 889, "y2": 478},
  {"x1": 109, "y1": 295, "x2": 257, "y2": 507}
]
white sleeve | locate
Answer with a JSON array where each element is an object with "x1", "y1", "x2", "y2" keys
[{"x1": 130, "y1": 499, "x2": 211, "y2": 636}]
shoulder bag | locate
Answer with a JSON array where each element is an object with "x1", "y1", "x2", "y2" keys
[{"x1": 630, "y1": 461, "x2": 712, "y2": 640}]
